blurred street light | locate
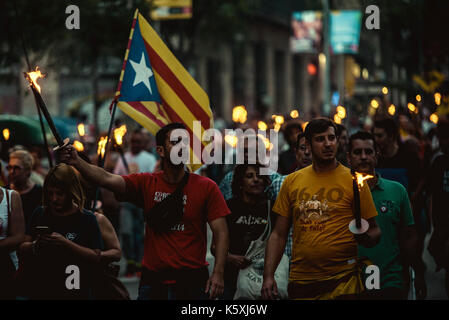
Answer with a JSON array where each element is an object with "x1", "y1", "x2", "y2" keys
[
  {"x1": 319, "y1": 53, "x2": 326, "y2": 65},
  {"x1": 388, "y1": 104, "x2": 396, "y2": 116},
  {"x1": 416, "y1": 95, "x2": 422, "y2": 102},
  {"x1": 334, "y1": 114, "x2": 342, "y2": 124},
  {"x1": 408, "y1": 103, "x2": 418, "y2": 114},
  {"x1": 77, "y1": 123, "x2": 85, "y2": 137},
  {"x1": 258, "y1": 121, "x2": 268, "y2": 131},
  {"x1": 224, "y1": 134, "x2": 238, "y2": 148},
  {"x1": 382, "y1": 87, "x2": 388, "y2": 95},
  {"x1": 362, "y1": 68, "x2": 369, "y2": 80},
  {"x1": 307, "y1": 63, "x2": 317, "y2": 76},
  {"x1": 435, "y1": 92, "x2": 442, "y2": 106},
  {"x1": 275, "y1": 115, "x2": 285, "y2": 125},
  {"x1": 2, "y1": 128, "x2": 10, "y2": 141},
  {"x1": 430, "y1": 113, "x2": 439, "y2": 124},
  {"x1": 232, "y1": 106, "x2": 247, "y2": 124},
  {"x1": 371, "y1": 99, "x2": 379, "y2": 109},
  {"x1": 290, "y1": 110, "x2": 299, "y2": 119},
  {"x1": 336, "y1": 106, "x2": 346, "y2": 119}
]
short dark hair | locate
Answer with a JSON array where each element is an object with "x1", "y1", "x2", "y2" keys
[
  {"x1": 335, "y1": 123, "x2": 347, "y2": 137},
  {"x1": 283, "y1": 122, "x2": 303, "y2": 141},
  {"x1": 348, "y1": 131, "x2": 377, "y2": 152},
  {"x1": 156, "y1": 123, "x2": 186, "y2": 146},
  {"x1": 373, "y1": 117, "x2": 398, "y2": 139},
  {"x1": 231, "y1": 164, "x2": 271, "y2": 199},
  {"x1": 295, "y1": 132, "x2": 307, "y2": 150},
  {"x1": 304, "y1": 118, "x2": 338, "y2": 143}
]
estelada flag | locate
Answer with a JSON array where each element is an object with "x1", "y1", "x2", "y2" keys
[{"x1": 115, "y1": 9, "x2": 213, "y2": 171}]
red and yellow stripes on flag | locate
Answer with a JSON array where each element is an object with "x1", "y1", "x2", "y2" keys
[{"x1": 116, "y1": 10, "x2": 213, "y2": 171}]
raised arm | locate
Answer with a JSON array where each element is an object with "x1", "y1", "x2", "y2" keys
[{"x1": 57, "y1": 144, "x2": 126, "y2": 195}]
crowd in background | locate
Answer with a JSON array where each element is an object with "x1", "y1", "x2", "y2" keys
[{"x1": 0, "y1": 107, "x2": 448, "y2": 300}]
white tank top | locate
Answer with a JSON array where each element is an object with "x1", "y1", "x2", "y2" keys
[{"x1": 0, "y1": 187, "x2": 19, "y2": 270}]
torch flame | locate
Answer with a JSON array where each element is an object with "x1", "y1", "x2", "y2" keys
[
  {"x1": 354, "y1": 172, "x2": 374, "y2": 188},
  {"x1": 224, "y1": 134, "x2": 238, "y2": 148},
  {"x1": 97, "y1": 136, "x2": 107, "y2": 158},
  {"x1": 232, "y1": 106, "x2": 247, "y2": 124},
  {"x1": 26, "y1": 67, "x2": 45, "y2": 93},
  {"x1": 114, "y1": 125, "x2": 127, "y2": 146},
  {"x1": 2, "y1": 128, "x2": 10, "y2": 141},
  {"x1": 77, "y1": 123, "x2": 85, "y2": 137},
  {"x1": 73, "y1": 140, "x2": 84, "y2": 152}
]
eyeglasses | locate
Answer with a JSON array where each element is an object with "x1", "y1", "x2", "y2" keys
[{"x1": 6, "y1": 165, "x2": 23, "y2": 172}]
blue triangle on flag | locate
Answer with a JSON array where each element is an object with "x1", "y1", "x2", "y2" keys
[{"x1": 119, "y1": 19, "x2": 161, "y2": 103}]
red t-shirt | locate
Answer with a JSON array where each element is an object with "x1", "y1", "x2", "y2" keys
[{"x1": 122, "y1": 171, "x2": 230, "y2": 271}]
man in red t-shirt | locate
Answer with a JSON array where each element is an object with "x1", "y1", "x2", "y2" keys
[{"x1": 58, "y1": 123, "x2": 230, "y2": 300}]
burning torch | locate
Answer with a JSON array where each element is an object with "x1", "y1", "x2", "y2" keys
[
  {"x1": 349, "y1": 169, "x2": 374, "y2": 234},
  {"x1": 113, "y1": 125, "x2": 129, "y2": 173},
  {"x1": 97, "y1": 136, "x2": 107, "y2": 167},
  {"x1": 24, "y1": 68, "x2": 69, "y2": 151}
]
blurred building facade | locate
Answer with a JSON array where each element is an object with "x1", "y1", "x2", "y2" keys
[{"x1": 1, "y1": 0, "x2": 445, "y2": 127}]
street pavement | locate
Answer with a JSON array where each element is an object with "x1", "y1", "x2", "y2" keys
[
  {"x1": 120, "y1": 230, "x2": 447, "y2": 300},
  {"x1": 420, "y1": 232, "x2": 447, "y2": 299}
]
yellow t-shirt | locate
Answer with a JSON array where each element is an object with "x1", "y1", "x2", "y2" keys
[{"x1": 273, "y1": 164, "x2": 377, "y2": 282}]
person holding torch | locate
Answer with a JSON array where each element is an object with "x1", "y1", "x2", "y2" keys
[
  {"x1": 262, "y1": 118, "x2": 381, "y2": 300},
  {"x1": 347, "y1": 131, "x2": 426, "y2": 300}
]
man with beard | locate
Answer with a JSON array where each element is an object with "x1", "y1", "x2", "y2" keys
[
  {"x1": 262, "y1": 118, "x2": 380, "y2": 300},
  {"x1": 347, "y1": 131, "x2": 426, "y2": 300},
  {"x1": 58, "y1": 123, "x2": 230, "y2": 300},
  {"x1": 114, "y1": 129, "x2": 157, "y2": 277}
]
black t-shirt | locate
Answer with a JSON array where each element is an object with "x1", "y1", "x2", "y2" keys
[
  {"x1": 20, "y1": 185, "x2": 42, "y2": 225},
  {"x1": 429, "y1": 154, "x2": 449, "y2": 229},
  {"x1": 376, "y1": 144, "x2": 422, "y2": 193},
  {"x1": 24, "y1": 207, "x2": 103, "y2": 300},
  {"x1": 224, "y1": 197, "x2": 275, "y2": 287}
]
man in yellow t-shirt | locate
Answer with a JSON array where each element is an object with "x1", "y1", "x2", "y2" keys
[{"x1": 262, "y1": 118, "x2": 381, "y2": 300}]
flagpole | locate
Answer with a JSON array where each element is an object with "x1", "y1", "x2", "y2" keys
[
  {"x1": 13, "y1": 1, "x2": 54, "y2": 167},
  {"x1": 90, "y1": 9, "x2": 138, "y2": 212},
  {"x1": 91, "y1": 100, "x2": 118, "y2": 212}
]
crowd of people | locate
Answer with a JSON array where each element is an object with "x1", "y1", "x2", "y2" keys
[{"x1": 0, "y1": 111, "x2": 448, "y2": 300}]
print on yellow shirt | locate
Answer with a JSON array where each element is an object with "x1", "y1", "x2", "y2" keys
[{"x1": 273, "y1": 164, "x2": 377, "y2": 282}]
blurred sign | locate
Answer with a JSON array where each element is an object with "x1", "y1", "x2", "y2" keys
[
  {"x1": 151, "y1": 0, "x2": 192, "y2": 20},
  {"x1": 290, "y1": 11, "x2": 323, "y2": 53},
  {"x1": 332, "y1": 91, "x2": 340, "y2": 106},
  {"x1": 330, "y1": 11, "x2": 362, "y2": 54}
]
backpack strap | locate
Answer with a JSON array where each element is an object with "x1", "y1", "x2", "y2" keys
[{"x1": 144, "y1": 171, "x2": 190, "y2": 224}]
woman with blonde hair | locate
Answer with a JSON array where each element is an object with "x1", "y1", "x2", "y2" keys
[{"x1": 19, "y1": 163, "x2": 103, "y2": 300}]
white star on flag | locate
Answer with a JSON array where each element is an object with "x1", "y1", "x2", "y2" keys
[{"x1": 130, "y1": 52, "x2": 154, "y2": 94}]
